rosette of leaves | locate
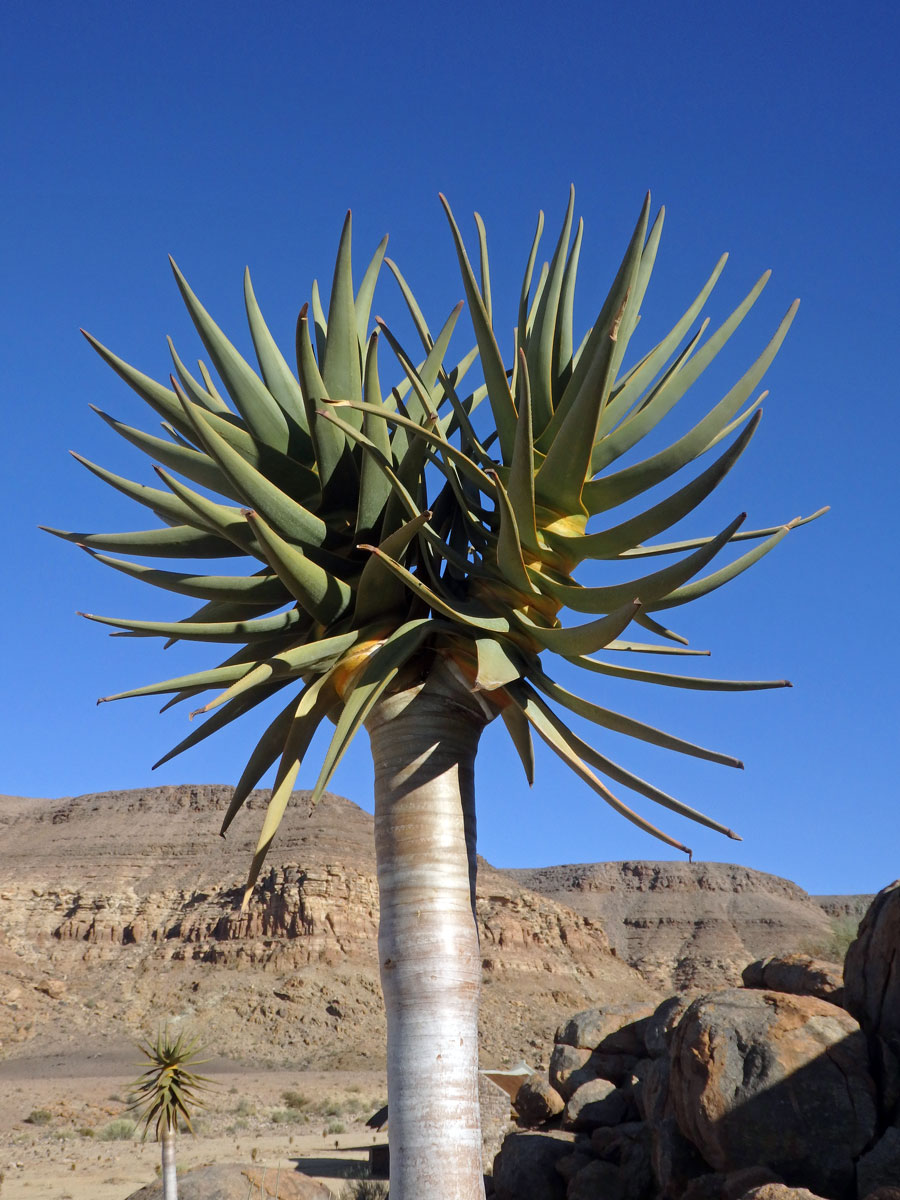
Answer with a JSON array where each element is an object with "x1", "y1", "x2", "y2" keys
[
  {"x1": 129, "y1": 1028, "x2": 212, "y2": 1139},
  {"x1": 45, "y1": 189, "x2": 825, "y2": 892}
]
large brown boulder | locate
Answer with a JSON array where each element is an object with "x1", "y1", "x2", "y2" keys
[
  {"x1": 844, "y1": 880, "x2": 900, "y2": 1123},
  {"x1": 669, "y1": 989, "x2": 877, "y2": 1199}
]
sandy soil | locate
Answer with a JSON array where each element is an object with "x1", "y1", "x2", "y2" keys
[{"x1": 0, "y1": 1047, "x2": 388, "y2": 1199}]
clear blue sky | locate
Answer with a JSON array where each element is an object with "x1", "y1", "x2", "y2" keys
[{"x1": 3, "y1": 2, "x2": 897, "y2": 895}]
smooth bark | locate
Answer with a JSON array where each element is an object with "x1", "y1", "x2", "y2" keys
[
  {"x1": 366, "y1": 661, "x2": 490, "y2": 1200},
  {"x1": 161, "y1": 1127, "x2": 178, "y2": 1200}
]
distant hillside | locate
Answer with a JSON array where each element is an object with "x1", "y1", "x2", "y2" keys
[{"x1": 504, "y1": 859, "x2": 852, "y2": 991}]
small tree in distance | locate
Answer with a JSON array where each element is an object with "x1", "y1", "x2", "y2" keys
[
  {"x1": 129, "y1": 1028, "x2": 213, "y2": 1200},
  {"x1": 49, "y1": 188, "x2": 825, "y2": 1199}
]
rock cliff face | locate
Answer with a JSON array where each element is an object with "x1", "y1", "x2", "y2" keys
[
  {"x1": 0, "y1": 785, "x2": 652, "y2": 1069},
  {"x1": 506, "y1": 860, "x2": 838, "y2": 991}
]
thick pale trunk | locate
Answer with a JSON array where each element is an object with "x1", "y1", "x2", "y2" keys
[
  {"x1": 160, "y1": 1127, "x2": 177, "y2": 1200},
  {"x1": 366, "y1": 661, "x2": 489, "y2": 1200}
]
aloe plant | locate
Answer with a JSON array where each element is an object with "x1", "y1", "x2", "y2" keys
[
  {"x1": 129, "y1": 1028, "x2": 212, "y2": 1200},
  {"x1": 48, "y1": 188, "x2": 823, "y2": 1200}
]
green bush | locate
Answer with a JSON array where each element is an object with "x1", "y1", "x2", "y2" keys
[
  {"x1": 271, "y1": 1109, "x2": 304, "y2": 1125},
  {"x1": 25, "y1": 1109, "x2": 53, "y2": 1126},
  {"x1": 281, "y1": 1089, "x2": 309, "y2": 1110},
  {"x1": 98, "y1": 1119, "x2": 136, "y2": 1141}
]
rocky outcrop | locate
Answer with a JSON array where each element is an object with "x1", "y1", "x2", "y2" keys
[
  {"x1": 500, "y1": 947, "x2": 891, "y2": 1200},
  {"x1": 507, "y1": 861, "x2": 837, "y2": 991},
  {"x1": 844, "y1": 880, "x2": 900, "y2": 1125}
]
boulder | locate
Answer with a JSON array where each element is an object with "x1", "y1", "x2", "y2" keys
[
  {"x1": 492, "y1": 1129, "x2": 577, "y2": 1200},
  {"x1": 567, "y1": 1159, "x2": 623, "y2": 1199},
  {"x1": 739, "y1": 1188, "x2": 829, "y2": 1200},
  {"x1": 669, "y1": 989, "x2": 877, "y2": 1198},
  {"x1": 680, "y1": 1168, "x2": 785, "y2": 1200},
  {"x1": 514, "y1": 1074, "x2": 566, "y2": 1125},
  {"x1": 637, "y1": 1054, "x2": 670, "y2": 1123},
  {"x1": 125, "y1": 1163, "x2": 331, "y2": 1199},
  {"x1": 652, "y1": 1115, "x2": 711, "y2": 1199},
  {"x1": 565, "y1": 1077, "x2": 630, "y2": 1129},
  {"x1": 856, "y1": 1127, "x2": 900, "y2": 1199},
  {"x1": 550, "y1": 1043, "x2": 594, "y2": 1098},
  {"x1": 844, "y1": 880, "x2": 900, "y2": 1122},
  {"x1": 645, "y1": 995, "x2": 692, "y2": 1057},
  {"x1": 590, "y1": 1121, "x2": 655, "y2": 1200},
  {"x1": 741, "y1": 954, "x2": 844, "y2": 1006},
  {"x1": 556, "y1": 1002, "x2": 657, "y2": 1054}
]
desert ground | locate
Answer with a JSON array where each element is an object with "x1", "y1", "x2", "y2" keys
[{"x1": 0, "y1": 1043, "x2": 388, "y2": 1198}]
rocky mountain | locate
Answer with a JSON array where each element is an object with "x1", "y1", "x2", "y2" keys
[
  {"x1": 1, "y1": 785, "x2": 862, "y2": 1072},
  {"x1": 0, "y1": 785, "x2": 650, "y2": 1071},
  {"x1": 506, "y1": 860, "x2": 846, "y2": 990}
]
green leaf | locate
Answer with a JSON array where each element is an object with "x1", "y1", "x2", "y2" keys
[
  {"x1": 167, "y1": 337, "x2": 232, "y2": 415},
  {"x1": 538, "y1": 194, "x2": 650, "y2": 454},
  {"x1": 516, "y1": 209, "x2": 544, "y2": 358},
  {"x1": 355, "y1": 234, "x2": 389, "y2": 346},
  {"x1": 585, "y1": 300, "x2": 798, "y2": 514},
  {"x1": 70, "y1": 451, "x2": 207, "y2": 531},
  {"x1": 615, "y1": 507, "x2": 829, "y2": 559},
  {"x1": 90, "y1": 404, "x2": 239, "y2": 501},
  {"x1": 499, "y1": 700, "x2": 535, "y2": 784},
  {"x1": 553, "y1": 216, "x2": 584, "y2": 399},
  {"x1": 518, "y1": 682, "x2": 740, "y2": 836},
  {"x1": 355, "y1": 332, "x2": 394, "y2": 538},
  {"x1": 440, "y1": 193, "x2": 518, "y2": 462},
  {"x1": 151, "y1": 680, "x2": 292, "y2": 770},
  {"x1": 384, "y1": 256, "x2": 433, "y2": 350},
  {"x1": 473, "y1": 637, "x2": 525, "y2": 690},
  {"x1": 515, "y1": 599, "x2": 642, "y2": 656},
  {"x1": 551, "y1": 411, "x2": 762, "y2": 561},
  {"x1": 536, "y1": 512, "x2": 746, "y2": 614},
  {"x1": 490, "y1": 470, "x2": 538, "y2": 594},
  {"x1": 504, "y1": 349, "x2": 539, "y2": 552},
  {"x1": 593, "y1": 254, "x2": 727, "y2": 448},
  {"x1": 243, "y1": 268, "x2": 311, "y2": 436},
  {"x1": 153, "y1": 467, "x2": 260, "y2": 557},
  {"x1": 525, "y1": 663, "x2": 743, "y2": 768},
  {"x1": 506, "y1": 682, "x2": 693, "y2": 854},
  {"x1": 295, "y1": 305, "x2": 350, "y2": 493},
  {"x1": 321, "y1": 211, "x2": 363, "y2": 423},
  {"x1": 42, "y1": 523, "x2": 235, "y2": 560},
  {"x1": 242, "y1": 672, "x2": 335, "y2": 900},
  {"x1": 80, "y1": 550, "x2": 289, "y2": 604},
  {"x1": 179, "y1": 397, "x2": 329, "y2": 549},
  {"x1": 82, "y1": 605, "x2": 306, "y2": 643},
  {"x1": 220, "y1": 686, "x2": 314, "y2": 836},
  {"x1": 355, "y1": 510, "x2": 431, "y2": 624},
  {"x1": 243, "y1": 509, "x2": 352, "y2": 624},
  {"x1": 649, "y1": 524, "x2": 793, "y2": 611},
  {"x1": 169, "y1": 258, "x2": 291, "y2": 452},
  {"x1": 359, "y1": 545, "x2": 512, "y2": 633},
  {"x1": 81, "y1": 330, "x2": 197, "y2": 443},
  {"x1": 566, "y1": 652, "x2": 790, "y2": 691},
  {"x1": 526, "y1": 184, "x2": 575, "y2": 431}
]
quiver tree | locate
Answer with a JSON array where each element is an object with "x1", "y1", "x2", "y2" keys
[
  {"x1": 47, "y1": 188, "x2": 825, "y2": 1199},
  {"x1": 128, "y1": 1028, "x2": 212, "y2": 1200}
]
